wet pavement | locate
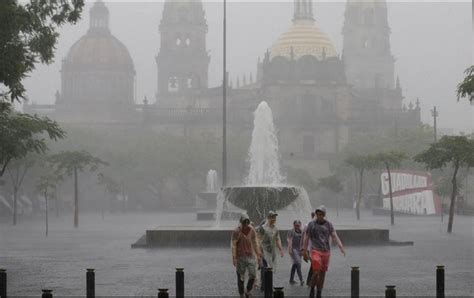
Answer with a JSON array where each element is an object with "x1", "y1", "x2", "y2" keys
[{"x1": 0, "y1": 209, "x2": 472, "y2": 297}]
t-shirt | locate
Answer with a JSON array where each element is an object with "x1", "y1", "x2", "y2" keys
[
  {"x1": 232, "y1": 226, "x2": 258, "y2": 258},
  {"x1": 256, "y1": 223, "x2": 281, "y2": 255},
  {"x1": 306, "y1": 220, "x2": 335, "y2": 252},
  {"x1": 287, "y1": 229, "x2": 303, "y2": 251}
]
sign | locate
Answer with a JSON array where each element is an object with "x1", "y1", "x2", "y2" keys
[{"x1": 380, "y1": 170, "x2": 441, "y2": 215}]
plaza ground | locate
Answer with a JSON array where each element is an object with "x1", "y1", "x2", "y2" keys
[{"x1": 0, "y1": 209, "x2": 472, "y2": 297}]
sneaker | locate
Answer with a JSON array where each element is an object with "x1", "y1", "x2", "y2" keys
[{"x1": 300, "y1": 280, "x2": 305, "y2": 286}]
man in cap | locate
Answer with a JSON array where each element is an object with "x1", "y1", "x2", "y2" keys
[
  {"x1": 256, "y1": 211, "x2": 284, "y2": 291},
  {"x1": 303, "y1": 205, "x2": 345, "y2": 298},
  {"x1": 232, "y1": 213, "x2": 261, "y2": 298}
]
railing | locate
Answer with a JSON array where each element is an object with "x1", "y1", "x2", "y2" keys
[{"x1": 0, "y1": 265, "x2": 447, "y2": 298}]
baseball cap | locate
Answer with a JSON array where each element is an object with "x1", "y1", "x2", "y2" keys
[
  {"x1": 315, "y1": 205, "x2": 327, "y2": 215},
  {"x1": 267, "y1": 211, "x2": 278, "y2": 218}
]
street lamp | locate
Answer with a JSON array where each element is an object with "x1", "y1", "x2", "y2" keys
[{"x1": 430, "y1": 106, "x2": 438, "y2": 142}]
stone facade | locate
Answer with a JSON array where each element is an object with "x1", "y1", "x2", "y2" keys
[{"x1": 25, "y1": 0, "x2": 421, "y2": 181}]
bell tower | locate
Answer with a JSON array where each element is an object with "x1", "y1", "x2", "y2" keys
[
  {"x1": 342, "y1": 0, "x2": 395, "y2": 90},
  {"x1": 156, "y1": 0, "x2": 210, "y2": 97}
]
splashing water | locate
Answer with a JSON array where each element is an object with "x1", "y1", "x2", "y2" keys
[
  {"x1": 245, "y1": 101, "x2": 285, "y2": 186},
  {"x1": 206, "y1": 169, "x2": 218, "y2": 193}
]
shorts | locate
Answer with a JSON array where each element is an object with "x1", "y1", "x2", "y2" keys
[
  {"x1": 311, "y1": 249, "x2": 330, "y2": 272},
  {"x1": 237, "y1": 255, "x2": 257, "y2": 280}
]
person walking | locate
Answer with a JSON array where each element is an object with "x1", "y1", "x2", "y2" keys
[
  {"x1": 303, "y1": 211, "x2": 315, "y2": 286},
  {"x1": 303, "y1": 206, "x2": 346, "y2": 298},
  {"x1": 287, "y1": 219, "x2": 304, "y2": 285},
  {"x1": 257, "y1": 211, "x2": 284, "y2": 291},
  {"x1": 232, "y1": 213, "x2": 261, "y2": 298}
]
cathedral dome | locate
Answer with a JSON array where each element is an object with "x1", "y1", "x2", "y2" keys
[
  {"x1": 271, "y1": 20, "x2": 337, "y2": 61},
  {"x1": 270, "y1": 1, "x2": 337, "y2": 60},
  {"x1": 66, "y1": 34, "x2": 134, "y2": 72},
  {"x1": 63, "y1": 1, "x2": 134, "y2": 72},
  {"x1": 59, "y1": 1, "x2": 135, "y2": 108}
]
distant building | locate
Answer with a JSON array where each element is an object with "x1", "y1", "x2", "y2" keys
[{"x1": 25, "y1": 0, "x2": 421, "y2": 180}]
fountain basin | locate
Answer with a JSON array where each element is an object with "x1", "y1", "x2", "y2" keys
[{"x1": 223, "y1": 186, "x2": 301, "y2": 224}]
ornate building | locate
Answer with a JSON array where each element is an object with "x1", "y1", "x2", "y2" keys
[
  {"x1": 26, "y1": 0, "x2": 137, "y2": 124},
  {"x1": 25, "y1": 0, "x2": 421, "y2": 180}
]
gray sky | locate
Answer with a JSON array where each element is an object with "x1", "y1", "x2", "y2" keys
[{"x1": 23, "y1": 1, "x2": 473, "y2": 133}]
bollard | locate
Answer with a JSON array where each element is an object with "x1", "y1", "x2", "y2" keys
[
  {"x1": 86, "y1": 269, "x2": 95, "y2": 298},
  {"x1": 175, "y1": 268, "x2": 184, "y2": 298},
  {"x1": 0, "y1": 269, "x2": 6, "y2": 298},
  {"x1": 385, "y1": 285, "x2": 396, "y2": 298},
  {"x1": 436, "y1": 265, "x2": 445, "y2": 298},
  {"x1": 264, "y1": 267, "x2": 273, "y2": 298},
  {"x1": 41, "y1": 289, "x2": 53, "y2": 298},
  {"x1": 351, "y1": 266, "x2": 359, "y2": 298},
  {"x1": 273, "y1": 286, "x2": 284, "y2": 298},
  {"x1": 157, "y1": 288, "x2": 169, "y2": 298}
]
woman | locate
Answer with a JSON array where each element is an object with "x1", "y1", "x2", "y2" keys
[{"x1": 287, "y1": 220, "x2": 304, "y2": 285}]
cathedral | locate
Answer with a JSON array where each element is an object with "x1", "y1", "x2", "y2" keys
[{"x1": 25, "y1": 0, "x2": 421, "y2": 179}]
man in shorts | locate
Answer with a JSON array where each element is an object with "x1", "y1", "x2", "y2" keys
[
  {"x1": 232, "y1": 213, "x2": 261, "y2": 298},
  {"x1": 303, "y1": 205, "x2": 346, "y2": 298}
]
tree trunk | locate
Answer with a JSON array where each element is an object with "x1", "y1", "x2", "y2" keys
[
  {"x1": 13, "y1": 186, "x2": 18, "y2": 225},
  {"x1": 45, "y1": 191, "x2": 48, "y2": 237},
  {"x1": 387, "y1": 164, "x2": 395, "y2": 226},
  {"x1": 447, "y1": 163, "x2": 459, "y2": 234},
  {"x1": 74, "y1": 167, "x2": 79, "y2": 228},
  {"x1": 55, "y1": 192, "x2": 59, "y2": 218},
  {"x1": 356, "y1": 168, "x2": 364, "y2": 220}
]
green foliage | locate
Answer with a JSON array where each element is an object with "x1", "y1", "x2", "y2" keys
[
  {"x1": 36, "y1": 169, "x2": 62, "y2": 199},
  {"x1": 317, "y1": 175, "x2": 343, "y2": 193},
  {"x1": 457, "y1": 66, "x2": 474, "y2": 102},
  {"x1": 48, "y1": 150, "x2": 107, "y2": 176},
  {"x1": 0, "y1": 104, "x2": 65, "y2": 176},
  {"x1": 344, "y1": 154, "x2": 378, "y2": 172},
  {"x1": 415, "y1": 135, "x2": 474, "y2": 233},
  {"x1": 0, "y1": 0, "x2": 84, "y2": 102},
  {"x1": 373, "y1": 151, "x2": 407, "y2": 169},
  {"x1": 414, "y1": 136, "x2": 474, "y2": 170}
]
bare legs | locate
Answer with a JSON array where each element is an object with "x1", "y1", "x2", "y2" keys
[{"x1": 309, "y1": 271, "x2": 326, "y2": 298}]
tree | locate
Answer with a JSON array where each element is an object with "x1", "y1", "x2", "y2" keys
[
  {"x1": 345, "y1": 154, "x2": 378, "y2": 220},
  {"x1": 317, "y1": 175, "x2": 343, "y2": 216},
  {"x1": 0, "y1": 0, "x2": 84, "y2": 103},
  {"x1": 48, "y1": 150, "x2": 107, "y2": 228},
  {"x1": 414, "y1": 136, "x2": 474, "y2": 233},
  {"x1": 0, "y1": 105, "x2": 65, "y2": 177},
  {"x1": 97, "y1": 172, "x2": 119, "y2": 219},
  {"x1": 36, "y1": 171, "x2": 62, "y2": 237},
  {"x1": 5, "y1": 154, "x2": 36, "y2": 225},
  {"x1": 373, "y1": 151, "x2": 407, "y2": 225},
  {"x1": 457, "y1": 66, "x2": 474, "y2": 103}
]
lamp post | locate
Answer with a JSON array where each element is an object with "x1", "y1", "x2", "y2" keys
[
  {"x1": 222, "y1": 0, "x2": 227, "y2": 187},
  {"x1": 430, "y1": 106, "x2": 438, "y2": 142}
]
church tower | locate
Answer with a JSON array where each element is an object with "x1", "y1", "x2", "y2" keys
[
  {"x1": 342, "y1": 0, "x2": 395, "y2": 90},
  {"x1": 156, "y1": 0, "x2": 210, "y2": 97}
]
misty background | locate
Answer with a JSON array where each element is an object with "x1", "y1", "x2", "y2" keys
[{"x1": 22, "y1": 0, "x2": 473, "y2": 133}]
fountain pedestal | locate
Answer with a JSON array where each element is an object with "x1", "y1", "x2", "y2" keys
[{"x1": 223, "y1": 186, "x2": 301, "y2": 224}]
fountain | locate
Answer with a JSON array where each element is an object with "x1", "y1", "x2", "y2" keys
[
  {"x1": 132, "y1": 102, "x2": 397, "y2": 248},
  {"x1": 195, "y1": 170, "x2": 219, "y2": 220},
  {"x1": 218, "y1": 101, "x2": 312, "y2": 224}
]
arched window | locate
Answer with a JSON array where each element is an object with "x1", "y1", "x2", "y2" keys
[
  {"x1": 168, "y1": 76, "x2": 178, "y2": 92},
  {"x1": 185, "y1": 37, "x2": 191, "y2": 46},
  {"x1": 176, "y1": 38, "x2": 182, "y2": 46}
]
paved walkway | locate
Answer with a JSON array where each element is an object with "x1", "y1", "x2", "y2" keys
[{"x1": 0, "y1": 210, "x2": 472, "y2": 296}]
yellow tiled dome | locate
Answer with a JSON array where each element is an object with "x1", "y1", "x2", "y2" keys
[{"x1": 271, "y1": 19, "x2": 337, "y2": 60}]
